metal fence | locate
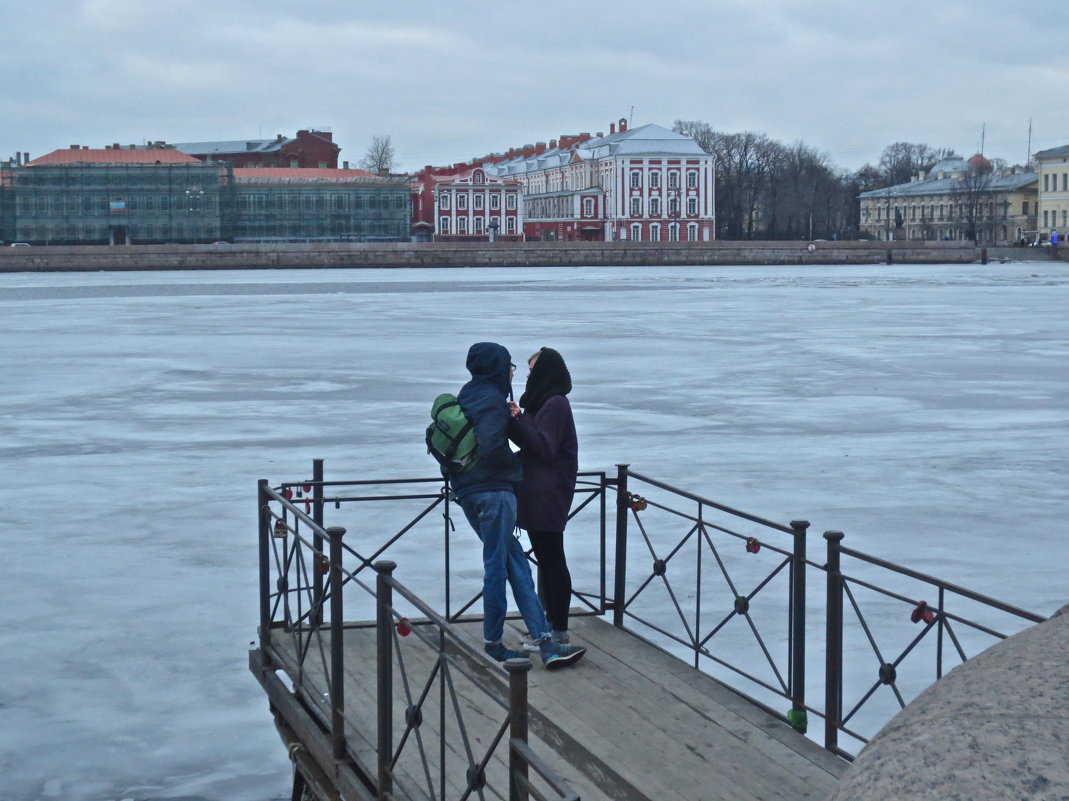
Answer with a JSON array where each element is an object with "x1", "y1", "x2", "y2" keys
[
  {"x1": 255, "y1": 463, "x2": 585, "y2": 800},
  {"x1": 255, "y1": 458, "x2": 1046, "y2": 789}
]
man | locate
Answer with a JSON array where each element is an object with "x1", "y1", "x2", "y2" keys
[{"x1": 449, "y1": 342, "x2": 586, "y2": 670}]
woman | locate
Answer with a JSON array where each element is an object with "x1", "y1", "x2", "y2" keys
[{"x1": 508, "y1": 347, "x2": 579, "y2": 648}]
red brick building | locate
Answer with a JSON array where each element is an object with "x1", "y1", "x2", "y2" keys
[{"x1": 167, "y1": 129, "x2": 340, "y2": 169}]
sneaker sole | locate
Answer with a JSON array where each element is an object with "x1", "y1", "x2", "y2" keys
[{"x1": 543, "y1": 647, "x2": 586, "y2": 670}]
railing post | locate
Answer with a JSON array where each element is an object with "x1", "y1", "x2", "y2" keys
[
  {"x1": 613, "y1": 464, "x2": 630, "y2": 628},
  {"x1": 312, "y1": 459, "x2": 325, "y2": 626},
  {"x1": 328, "y1": 526, "x2": 347, "y2": 762},
  {"x1": 506, "y1": 657, "x2": 533, "y2": 801},
  {"x1": 257, "y1": 479, "x2": 273, "y2": 659},
  {"x1": 789, "y1": 519, "x2": 809, "y2": 732},
  {"x1": 824, "y1": 530, "x2": 845, "y2": 753},
  {"x1": 376, "y1": 560, "x2": 397, "y2": 799}
]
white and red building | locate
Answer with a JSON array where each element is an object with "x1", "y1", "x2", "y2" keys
[
  {"x1": 413, "y1": 119, "x2": 715, "y2": 242},
  {"x1": 411, "y1": 165, "x2": 523, "y2": 242}
]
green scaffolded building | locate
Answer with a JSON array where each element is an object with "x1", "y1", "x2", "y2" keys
[{"x1": 3, "y1": 146, "x2": 410, "y2": 245}]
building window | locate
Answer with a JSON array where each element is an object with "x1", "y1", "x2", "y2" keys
[
  {"x1": 687, "y1": 223, "x2": 698, "y2": 241},
  {"x1": 1043, "y1": 210, "x2": 1049, "y2": 227},
  {"x1": 650, "y1": 198, "x2": 660, "y2": 216},
  {"x1": 668, "y1": 223, "x2": 679, "y2": 241},
  {"x1": 630, "y1": 223, "x2": 642, "y2": 241},
  {"x1": 631, "y1": 197, "x2": 641, "y2": 217},
  {"x1": 474, "y1": 217, "x2": 484, "y2": 234},
  {"x1": 457, "y1": 194, "x2": 468, "y2": 210},
  {"x1": 458, "y1": 217, "x2": 468, "y2": 234},
  {"x1": 687, "y1": 171, "x2": 698, "y2": 188},
  {"x1": 583, "y1": 197, "x2": 594, "y2": 217},
  {"x1": 1023, "y1": 201, "x2": 1029, "y2": 215},
  {"x1": 650, "y1": 171, "x2": 660, "y2": 189},
  {"x1": 474, "y1": 194, "x2": 484, "y2": 210},
  {"x1": 439, "y1": 216, "x2": 450, "y2": 234},
  {"x1": 474, "y1": 171, "x2": 484, "y2": 184},
  {"x1": 1063, "y1": 210, "x2": 1067, "y2": 227},
  {"x1": 650, "y1": 223, "x2": 661, "y2": 241},
  {"x1": 506, "y1": 216, "x2": 516, "y2": 234},
  {"x1": 687, "y1": 197, "x2": 698, "y2": 215},
  {"x1": 1044, "y1": 174, "x2": 1049, "y2": 192},
  {"x1": 668, "y1": 171, "x2": 679, "y2": 189},
  {"x1": 630, "y1": 171, "x2": 641, "y2": 188},
  {"x1": 440, "y1": 193, "x2": 450, "y2": 210},
  {"x1": 668, "y1": 197, "x2": 679, "y2": 216},
  {"x1": 490, "y1": 194, "x2": 500, "y2": 210},
  {"x1": 506, "y1": 194, "x2": 516, "y2": 210}
]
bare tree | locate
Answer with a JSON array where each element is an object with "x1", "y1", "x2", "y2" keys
[
  {"x1": 960, "y1": 161, "x2": 994, "y2": 243},
  {"x1": 360, "y1": 135, "x2": 395, "y2": 174},
  {"x1": 878, "y1": 142, "x2": 954, "y2": 187}
]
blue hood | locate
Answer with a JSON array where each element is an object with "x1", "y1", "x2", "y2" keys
[{"x1": 465, "y1": 342, "x2": 513, "y2": 397}]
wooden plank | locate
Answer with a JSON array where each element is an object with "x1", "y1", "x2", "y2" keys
[{"x1": 260, "y1": 614, "x2": 845, "y2": 801}]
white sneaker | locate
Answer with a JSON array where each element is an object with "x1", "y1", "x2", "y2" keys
[{"x1": 518, "y1": 632, "x2": 569, "y2": 652}]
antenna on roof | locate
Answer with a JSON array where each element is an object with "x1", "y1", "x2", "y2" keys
[{"x1": 629, "y1": 106, "x2": 634, "y2": 129}]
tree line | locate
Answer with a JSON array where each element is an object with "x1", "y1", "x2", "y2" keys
[{"x1": 672, "y1": 120, "x2": 1008, "y2": 241}]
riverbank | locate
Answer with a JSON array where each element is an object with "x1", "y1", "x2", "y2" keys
[{"x1": 1, "y1": 240, "x2": 1054, "y2": 273}]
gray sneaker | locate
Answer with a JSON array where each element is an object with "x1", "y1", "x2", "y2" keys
[{"x1": 540, "y1": 641, "x2": 586, "y2": 670}]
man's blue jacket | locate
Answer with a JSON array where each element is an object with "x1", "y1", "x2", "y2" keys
[{"x1": 450, "y1": 342, "x2": 523, "y2": 500}]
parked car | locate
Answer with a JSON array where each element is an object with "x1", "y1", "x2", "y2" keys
[{"x1": 9, "y1": 242, "x2": 31, "y2": 247}]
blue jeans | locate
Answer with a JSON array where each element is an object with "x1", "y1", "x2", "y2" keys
[{"x1": 457, "y1": 490, "x2": 551, "y2": 645}]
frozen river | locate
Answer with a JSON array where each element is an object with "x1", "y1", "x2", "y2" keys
[{"x1": 1, "y1": 262, "x2": 1066, "y2": 801}]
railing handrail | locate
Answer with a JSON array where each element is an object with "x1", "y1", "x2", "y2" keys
[
  {"x1": 626, "y1": 468, "x2": 795, "y2": 534},
  {"x1": 837, "y1": 544, "x2": 1045, "y2": 623},
  {"x1": 258, "y1": 460, "x2": 1047, "y2": 769}
]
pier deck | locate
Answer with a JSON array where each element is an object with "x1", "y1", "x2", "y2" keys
[{"x1": 253, "y1": 613, "x2": 845, "y2": 801}]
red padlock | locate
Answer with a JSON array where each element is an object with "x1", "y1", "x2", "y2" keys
[
  {"x1": 911, "y1": 601, "x2": 936, "y2": 624},
  {"x1": 745, "y1": 537, "x2": 761, "y2": 554},
  {"x1": 282, "y1": 488, "x2": 293, "y2": 500},
  {"x1": 396, "y1": 617, "x2": 412, "y2": 637}
]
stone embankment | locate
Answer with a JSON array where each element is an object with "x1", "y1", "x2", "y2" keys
[
  {"x1": 829, "y1": 604, "x2": 1069, "y2": 801},
  {"x1": 0, "y1": 240, "x2": 1057, "y2": 272}
]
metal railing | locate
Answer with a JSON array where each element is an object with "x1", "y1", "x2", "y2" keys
[
  {"x1": 256, "y1": 458, "x2": 1047, "y2": 774},
  {"x1": 256, "y1": 466, "x2": 581, "y2": 800}
]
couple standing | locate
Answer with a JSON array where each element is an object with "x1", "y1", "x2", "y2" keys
[{"x1": 446, "y1": 342, "x2": 584, "y2": 670}]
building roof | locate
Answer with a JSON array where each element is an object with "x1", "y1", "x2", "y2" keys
[
  {"x1": 1034, "y1": 144, "x2": 1069, "y2": 160},
  {"x1": 860, "y1": 164, "x2": 1037, "y2": 199},
  {"x1": 232, "y1": 167, "x2": 384, "y2": 183},
  {"x1": 174, "y1": 138, "x2": 289, "y2": 156},
  {"x1": 25, "y1": 148, "x2": 202, "y2": 166},
  {"x1": 487, "y1": 123, "x2": 708, "y2": 177}
]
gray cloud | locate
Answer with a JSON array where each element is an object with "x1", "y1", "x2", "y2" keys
[{"x1": 3, "y1": 0, "x2": 1067, "y2": 171}]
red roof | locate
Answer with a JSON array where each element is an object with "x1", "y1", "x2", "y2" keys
[
  {"x1": 233, "y1": 167, "x2": 381, "y2": 183},
  {"x1": 25, "y1": 148, "x2": 200, "y2": 166}
]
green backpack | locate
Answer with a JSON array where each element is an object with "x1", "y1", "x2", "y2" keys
[{"x1": 426, "y1": 393, "x2": 479, "y2": 472}]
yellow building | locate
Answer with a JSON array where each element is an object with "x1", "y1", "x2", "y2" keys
[
  {"x1": 1035, "y1": 145, "x2": 1069, "y2": 242},
  {"x1": 859, "y1": 156, "x2": 1037, "y2": 244}
]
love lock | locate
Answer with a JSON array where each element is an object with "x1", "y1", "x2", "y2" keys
[
  {"x1": 396, "y1": 617, "x2": 412, "y2": 637},
  {"x1": 273, "y1": 518, "x2": 288, "y2": 538},
  {"x1": 316, "y1": 554, "x2": 330, "y2": 575},
  {"x1": 745, "y1": 537, "x2": 761, "y2": 554},
  {"x1": 911, "y1": 600, "x2": 937, "y2": 624},
  {"x1": 282, "y1": 488, "x2": 293, "y2": 500},
  {"x1": 628, "y1": 493, "x2": 648, "y2": 511}
]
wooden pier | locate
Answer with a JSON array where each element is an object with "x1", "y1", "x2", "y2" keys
[{"x1": 251, "y1": 611, "x2": 845, "y2": 801}]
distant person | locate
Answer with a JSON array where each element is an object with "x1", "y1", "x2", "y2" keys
[
  {"x1": 1052, "y1": 230, "x2": 1059, "y2": 247},
  {"x1": 508, "y1": 347, "x2": 579, "y2": 650},
  {"x1": 447, "y1": 342, "x2": 586, "y2": 670}
]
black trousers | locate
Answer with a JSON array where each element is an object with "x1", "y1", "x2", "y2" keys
[{"x1": 528, "y1": 529, "x2": 573, "y2": 633}]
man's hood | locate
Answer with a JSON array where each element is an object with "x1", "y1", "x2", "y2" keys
[{"x1": 465, "y1": 342, "x2": 513, "y2": 396}]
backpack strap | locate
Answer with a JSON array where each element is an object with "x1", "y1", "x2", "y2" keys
[{"x1": 443, "y1": 419, "x2": 474, "y2": 463}]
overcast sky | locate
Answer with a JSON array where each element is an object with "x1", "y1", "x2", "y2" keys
[{"x1": 3, "y1": 0, "x2": 1068, "y2": 174}]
